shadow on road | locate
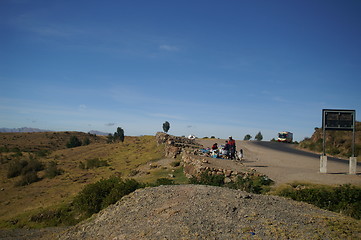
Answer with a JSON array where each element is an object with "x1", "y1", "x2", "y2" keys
[{"x1": 250, "y1": 141, "x2": 361, "y2": 166}]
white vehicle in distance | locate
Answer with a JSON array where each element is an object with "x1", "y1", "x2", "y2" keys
[{"x1": 277, "y1": 131, "x2": 293, "y2": 143}]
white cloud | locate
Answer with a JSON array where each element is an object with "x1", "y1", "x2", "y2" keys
[{"x1": 159, "y1": 45, "x2": 179, "y2": 51}]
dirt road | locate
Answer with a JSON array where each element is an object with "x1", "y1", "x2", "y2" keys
[{"x1": 197, "y1": 139, "x2": 361, "y2": 186}]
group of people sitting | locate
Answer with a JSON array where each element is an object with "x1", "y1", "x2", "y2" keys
[{"x1": 210, "y1": 136, "x2": 243, "y2": 160}]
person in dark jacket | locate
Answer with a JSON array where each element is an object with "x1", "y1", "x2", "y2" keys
[{"x1": 228, "y1": 136, "x2": 236, "y2": 160}]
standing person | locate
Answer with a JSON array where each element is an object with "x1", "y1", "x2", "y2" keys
[
  {"x1": 228, "y1": 136, "x2": 236, "y2": 160},
  {"x1": 223, "y1": 141, "x2": 230, "y2": 159}
]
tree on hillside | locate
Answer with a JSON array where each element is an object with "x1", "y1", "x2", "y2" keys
[
  {"x1": 67, "y1": 136, "x2": 82, "y2": 148},
  {"x1": 163, "y1": 121, "x2": 170, "y2": 133},
  {"x1": 107, "y1": 134, "x2": 114, "y2": 144},
  {"x1": 244, "y1": 134, "x2": 252, "y2": 141},
  {"x1": 107, "y1": 127, "x2": 125, "y2": 143},
  {"x1": 255, "y1": 131, "x2": 263, "y2": 141},
  {"x1": 114, "y1": 127, "x2": 125, "y2": 142}
]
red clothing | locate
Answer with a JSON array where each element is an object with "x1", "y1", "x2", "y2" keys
[{"x1": 228, "y1": 139, "x2": 235, "y2": 146}]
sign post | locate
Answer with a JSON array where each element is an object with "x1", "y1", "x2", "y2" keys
[{"x1": 322, "y1": 109, "x2": 356, "y2": 174}]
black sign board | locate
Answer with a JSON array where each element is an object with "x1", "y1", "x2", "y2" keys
[{"x1": 322, "y1": 109, "x2": 355, "y2": 131}]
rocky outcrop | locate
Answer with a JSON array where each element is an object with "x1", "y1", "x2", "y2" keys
[{"x1": 155, "y1": 132, "x2": 201, "y2": 158}]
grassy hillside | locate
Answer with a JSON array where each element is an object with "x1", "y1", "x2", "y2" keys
[
  {"x1": 299, "y1": 122, "x2": 361, "y2": 158},
  {"x1": 0, "y1": 132, "x2": 173, "y2": 226}
]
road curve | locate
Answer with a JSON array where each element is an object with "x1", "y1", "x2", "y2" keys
[
  {"x1": 197, "y1": 139, "x2": 361, "y2": 186},
  {"x1": 250, "y1": 141, "x2": 361, "y2": 166}
]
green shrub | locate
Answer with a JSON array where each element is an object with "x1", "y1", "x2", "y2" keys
[
  {"x1": 101, "y1": 179, "x2": 143, "y2": 209},
  {"x1": 85, "y1": 158, "x2": 109, "y2": 169},
  {"x1": 276, "y1": 184, "x2": 361, "y2": 219},
  {"x1": 15, "y1": 171, "x2": 40, "y2": 186},
  {"x1": 189, "y1": 170, "x2": 225, "y2": 186},
  {"x1": 66, "y1": 136, "x2": 82, "y2": 148},
  {"x1": 170, "y1": 161, "x2": 181, "y2": 167},
  {"x1": 35, "y1": 149, "x2": 50, "y2": 157},
  {"x1": 72, "y1": 177, "x2": 143, "y2": 217},
  {"x1": 29, "y1": 204, "x2": 79, "y2": 227},
  {"x1": 83, "y1": 137, "x2": 90, "y2": 146},
  {"x1": 21, "y1": 158, "x2": 44, "y2": 175},
  {"x1": 155, "y1": 178, "x2": 175, "y2": 186},
  {"x1": 0, "y1": 146, "x2": 9, "y2": 153},
  {"x1": 7, "y1": 159, "x2": 28, "y2": 178},
  {"x1": 45, "y1": 161, "x2": 64, "y2": 179},
  {"x1": 227, "y1": 175, "x2": 274, "y2": 194},
  {"x1": 189, "y1": 170, "x2": 273, "y2": 194},
  {"x1": 78, "y1": 161, "x2": 86, "y2": 169}
]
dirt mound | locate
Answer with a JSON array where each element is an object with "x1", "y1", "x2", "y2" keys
[{"x1": 59, "y1": 185, "x2": 360, "y2": 239}]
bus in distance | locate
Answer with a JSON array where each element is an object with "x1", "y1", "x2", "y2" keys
[{"x1": 278, "y1": 131, "x2": 293, "y2": 143}]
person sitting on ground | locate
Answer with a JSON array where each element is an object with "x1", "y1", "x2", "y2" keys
[{"x1": 211, "y1": 143, "x2": 218, "y2": 150}]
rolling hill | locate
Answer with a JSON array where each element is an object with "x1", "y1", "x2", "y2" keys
[{"x1": 299, "y1": 121, "x2": 361, "y2": 158}]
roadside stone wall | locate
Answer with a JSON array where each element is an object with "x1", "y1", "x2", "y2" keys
[
  {"x1": 182, "y1": 150, "x2": 262, "y2": 183},
  {"x1": 156, "y1": 132, "x2": 265, "y2": 183},
  {"x1": 155, "y1": 132, "x2": 201, "y2": 158}
]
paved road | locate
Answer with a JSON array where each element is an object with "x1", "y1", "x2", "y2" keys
[
  {"x1": 198, "y1": 139, "x2": 361, "y2": 186},
  {"x1": 250, "y1": 141, "x2": 361, "y2": 166}
]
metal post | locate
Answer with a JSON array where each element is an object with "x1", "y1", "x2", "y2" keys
[
  {"x1": 323, "y1": 127, "x2": 326, "y2": 156},
  {"x1": 321, "y1": 110, "x2": 327, "y2": 173}
]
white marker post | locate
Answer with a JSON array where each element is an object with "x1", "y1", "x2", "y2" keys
[{"x1": 320, "y1": 155, "x2": 327, "y2": 173}]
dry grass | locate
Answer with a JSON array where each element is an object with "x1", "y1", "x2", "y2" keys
[{"x1": 0, "y1": 132, "x2": 166, "y2": 224}]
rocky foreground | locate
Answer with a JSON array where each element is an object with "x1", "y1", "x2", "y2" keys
[{"x1": 58, "y1": 185, "x2": 360, "y2": 240}]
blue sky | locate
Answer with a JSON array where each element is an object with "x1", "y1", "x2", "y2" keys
[{"x1": 1, "y1": 0, "x2": 360, "y2": 141}]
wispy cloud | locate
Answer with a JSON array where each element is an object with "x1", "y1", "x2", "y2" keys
[
  {"x1": 159, "y1": 44, "x2": 179, "y2": 51},
  {"x1": 148, "y1": 113, "x2": 184, "y2": 120}
]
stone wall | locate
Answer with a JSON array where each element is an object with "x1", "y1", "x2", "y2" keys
[
  {"x1": 156, "y1": 132, "x2": 265, "y2": 183},
  {"x1": 182, "y1": 150, "x2": 262, "y2": 183},
  {"x1": 155, "y1": 132, "x2": 201, "y2": 158}
]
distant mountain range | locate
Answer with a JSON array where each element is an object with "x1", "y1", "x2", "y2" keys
[
  {"x1": 0, "y1": 127, "x2": 50, "y2": 133},
  {"x1": 88, "y1": 130, "x2": 111, "y2": 136},
  {"x1": 0, "y1": 128, "x2": 110, "y2": 136}
]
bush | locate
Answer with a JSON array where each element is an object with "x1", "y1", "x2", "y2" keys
[
  {"x1": 276, "y1": 184, "x2": 361, "y2": 219},
  {"x1": 35, "y1": 149, "x2": 50, "y2": 157},
  {"x1": 21, "y1": 158, "x2": 44, "y2": 175},
  {"x1": 15, "y1": 171, "x2": 40, "y2": 186},
  {"x1": 83, "y1": 137, "x2": 90, "y2": 146},
  {"x1": 155, "y1": 178, "x2": 175, "y2": 186},
  {"x1": 170, "y1": 161, "x2": 181, "y2": 167},
  {"x1": 189, "y1": 170, "x2": 225, "y2": 186},
  {"x1": 84, "y1": 158, "x2": 109, "y2": 169},
  {"x1": 29, "y1": 204, "x2": 79, "y2": 227},
  {"x1": 45, "y1": 161, "x2": 64, "y2": 179},
  {"x1": 66, "y1": 136, "x2": 82, "y2": 148},
  {"x1": 227, "y1": 175, "x2": 274, "y2": 194},
  {"x1": 7, "y1": 159, "x2": 28, "y2": 178},
  {"x1": 189, "y1": 170, "x2": 273, "y2": 194},
  {"x1": 72, "y1": 177, "x2": 143, "y2": 217},
  {"x1": 0, "y1": 146, "x2": 9, "y2": 153}
]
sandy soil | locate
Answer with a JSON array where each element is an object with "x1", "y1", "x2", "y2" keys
[{"x1": 197, "y1": 139, "x2": 361, "y2": 186}]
